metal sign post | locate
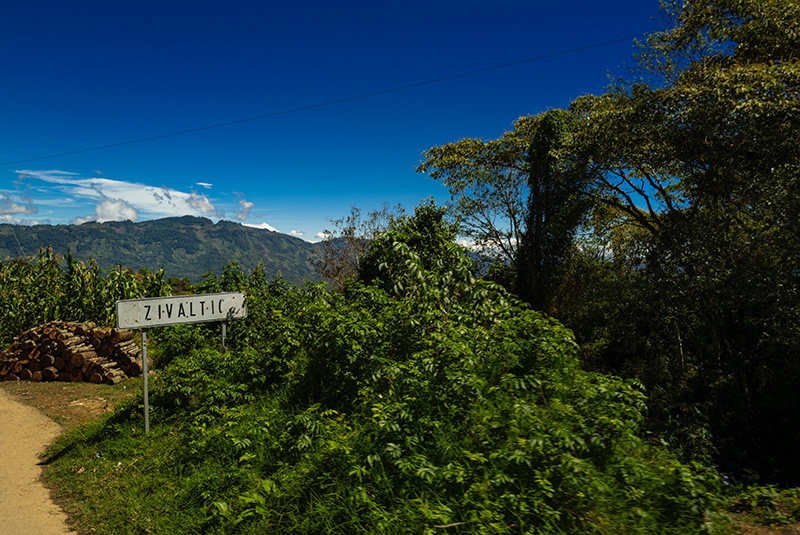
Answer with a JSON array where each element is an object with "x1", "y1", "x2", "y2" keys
[
  {"x1": 115, "y1": 292, "x2": 247, "y2": 435},
  {"x1": 141, "y1": 329, "x2": 150, "y2": 435},
  {"x1": 221, "y1": 322, "x2": 227, "y2": 353}
]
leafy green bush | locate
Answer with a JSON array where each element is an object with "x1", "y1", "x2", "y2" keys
[
  {"x1": 42, "y1": 206, "x2": 725, "y2": 533},
  {"x1": 44, "y1": 241, "x2": 725, "y2": 535}
]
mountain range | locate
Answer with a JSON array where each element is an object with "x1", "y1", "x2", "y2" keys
[{"x1": 0, "y1": 216, "x2": 322, "y2": 283}]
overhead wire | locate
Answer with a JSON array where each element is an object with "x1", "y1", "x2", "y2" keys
[{"x1": 1, "y1": 34, "x2": 643, "y2": 167}]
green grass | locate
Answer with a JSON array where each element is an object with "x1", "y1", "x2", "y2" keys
[
  {"x1": 45, "y1": 408, "x2": 218, "y2": 535},
  {"x1": 726, "y1": 485, "x2": 800, "y2": 527}
]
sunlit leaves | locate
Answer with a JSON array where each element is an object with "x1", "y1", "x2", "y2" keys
[{"x1": 0, "y1": 248, "x2": 169, "y2": 346}]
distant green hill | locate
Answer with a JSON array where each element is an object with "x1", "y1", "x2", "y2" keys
[{"x1": 0, "y1": 216, "x2": 322, "y2": 283}]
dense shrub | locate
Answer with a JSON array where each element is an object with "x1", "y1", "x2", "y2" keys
[
  {"x1": 39, "y1": 217, "x2": 724, "y2": 533},
  {"x1": 115, "y1": 246, "x2": 724, "y2": 534}
]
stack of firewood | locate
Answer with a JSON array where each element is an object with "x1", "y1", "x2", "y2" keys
[{"x1": 0, "y1": 321, "x2": 143, "y2": 384}]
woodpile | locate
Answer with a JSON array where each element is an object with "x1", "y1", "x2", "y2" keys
[{"x1": 0, "y1": 321, "x2": 143, "y2": 385}]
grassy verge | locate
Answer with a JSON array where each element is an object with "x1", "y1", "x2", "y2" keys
[
  {"x1": 726, "y1": 486, "x2": 800, "y2": 531},
  {"x1": 44, "y1": 411, "x2": 206, "y2": 535}
]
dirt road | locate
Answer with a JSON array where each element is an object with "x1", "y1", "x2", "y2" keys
[{"x1": 0, "y1": 387, "x2": 76, "y2": 535}]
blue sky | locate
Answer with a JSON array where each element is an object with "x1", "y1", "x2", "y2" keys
[{"x1": 1, "y1": 0, "x2": 664, "y2": 241}]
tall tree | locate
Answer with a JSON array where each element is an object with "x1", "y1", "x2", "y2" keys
[
  {"x1": 418, "y1": 110, "x2": 591, "y2": 309},
  {"x1": 515, "y1": 109, "x2": 590, "y2": 310},
  {"x1": 557, "y1": 0, "x2": 800, "y2": 480},
  {"x1": 417, "y1": 120, "x2": 530, "y2": 269},
  {"x1": 419, "y1": 0, "x2": 800, "y2": 480}
]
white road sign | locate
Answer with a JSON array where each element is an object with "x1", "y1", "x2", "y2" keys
[{"x1": 116, "y1": 292, "x2": 247, "y2": 329}]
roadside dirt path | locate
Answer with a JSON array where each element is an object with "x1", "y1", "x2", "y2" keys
[{"x1": 0, "y1": 387, "x2": 76, "y2": 535}]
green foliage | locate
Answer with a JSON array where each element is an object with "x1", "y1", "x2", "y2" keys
[
  {"x1": 167, "y1": 276, "x2": 193, "y2": 295},
  {"x1": 405, "y1": 0, "x2": 800, "y2": 489},
  {"x1": 0, "y1": 248, "x2": 169, "y2": 347},
  {"x1": 515, "y1": 110, "x2": 593, "y2": 311},
  {"x1": 542, "y1": 0, "x2": 800, "y2": 484},
  {"x1": 148, "y1": 323, "x2": 219, "y2": 368},
  {"x1": 728, "y1": 485, "x2": 800, "y2": 527},
  {"x1": 418, "y1": 134, "x2": 528, "y2": 269},
  {"x1": 418, "y1": 110, "x2": 594, "y2": 313},
  {"x1": 45, "y1": 235, "x2": 724, "y2": 535},
  {"x1": 413, "y1": 0, "x2": 800, "y2": 492},
  {"x1": 358, "y1": 199, "x2": 464, "y2": 292}
]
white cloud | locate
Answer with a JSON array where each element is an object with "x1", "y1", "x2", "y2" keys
[
  {"x1": 315, "y1": 231, "x2": 330, "y2": 240},
  {"x1": 196, "y1": 182, "x2": 212, "y2": 189},
  {"x1": 97, "y1": 198, "x2": 138, "y2": 222},
  {"x1": 0, "y1": 193, "x2": 38, "y2": 215},
  {"x1": 289, "y1": 230, "x2": 304, "y2": 237},
  {"x1": 0, "y1": 214, "x2": 42, "y2": 225},
  {"x1": 34, "y1": 197, "x2": 76, "y2": 206},
  {"x1": 236, "y1": 199, "x2": 255, "y2": 221},
  {"x1": 456, "y1": 239, "x2": 483, "y2": 251},
  {"x1": 186, "y1": 191, "x2": 219, "y2": 217},
  {"x1": 17, "y1": 170, "x2": 223, "y2": 220},
  {"x1": 18, "y1": 170, "x2": 79, "y2": 181},
  {"x1": 152, "y1": 188, "x2": 175, "y2": 208},
  {"x1": 243, "y1": 222, "x2": 279, "y2": 232},
  {"x1": 73, "y1": 198, "x2": 139, "y2": 225}
]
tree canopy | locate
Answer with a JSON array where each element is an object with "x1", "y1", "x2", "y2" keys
[{"x1": 417, "y1": 0, "x2": 800, "y2": 483}]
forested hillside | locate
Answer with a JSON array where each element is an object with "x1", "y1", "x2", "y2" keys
[{"x1": 0, "y1": 216, "x2": 320, "y2": 283}]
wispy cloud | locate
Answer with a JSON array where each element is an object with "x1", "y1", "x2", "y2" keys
[
  {"x1": 196, "y1": 182, "x2": 212, "y2": 189},
  {"x1": 237, "y1": 199, "x2": 254, "y2": 221},
  {"x1": 0, "y1": 214, "x2": 42, "y2": 225},
  {"x1": 0, "y1": 193, "x2": 38, "y2": 215},
  {"x1": 17, "y1": 169, "x2": 223, "y2": 221},
  {"x1": 152, "y1": 188, "x2": 175, "y2": 208},
  {"x1": 187, "y1": 191, "x2": 219, "y2": 217}
]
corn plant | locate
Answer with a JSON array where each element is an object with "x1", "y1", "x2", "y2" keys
[{"x1": 0, "y1": 248, "x2": 170, "y2": 347}]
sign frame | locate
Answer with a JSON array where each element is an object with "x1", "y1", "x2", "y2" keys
[{"x1": 116, "y1": 292, "x2": 247, "y2": 330}]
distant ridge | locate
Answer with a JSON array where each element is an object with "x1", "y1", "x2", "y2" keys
[{"x1": 0, "y1": 216, "x2": 322, "y2": 283}]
